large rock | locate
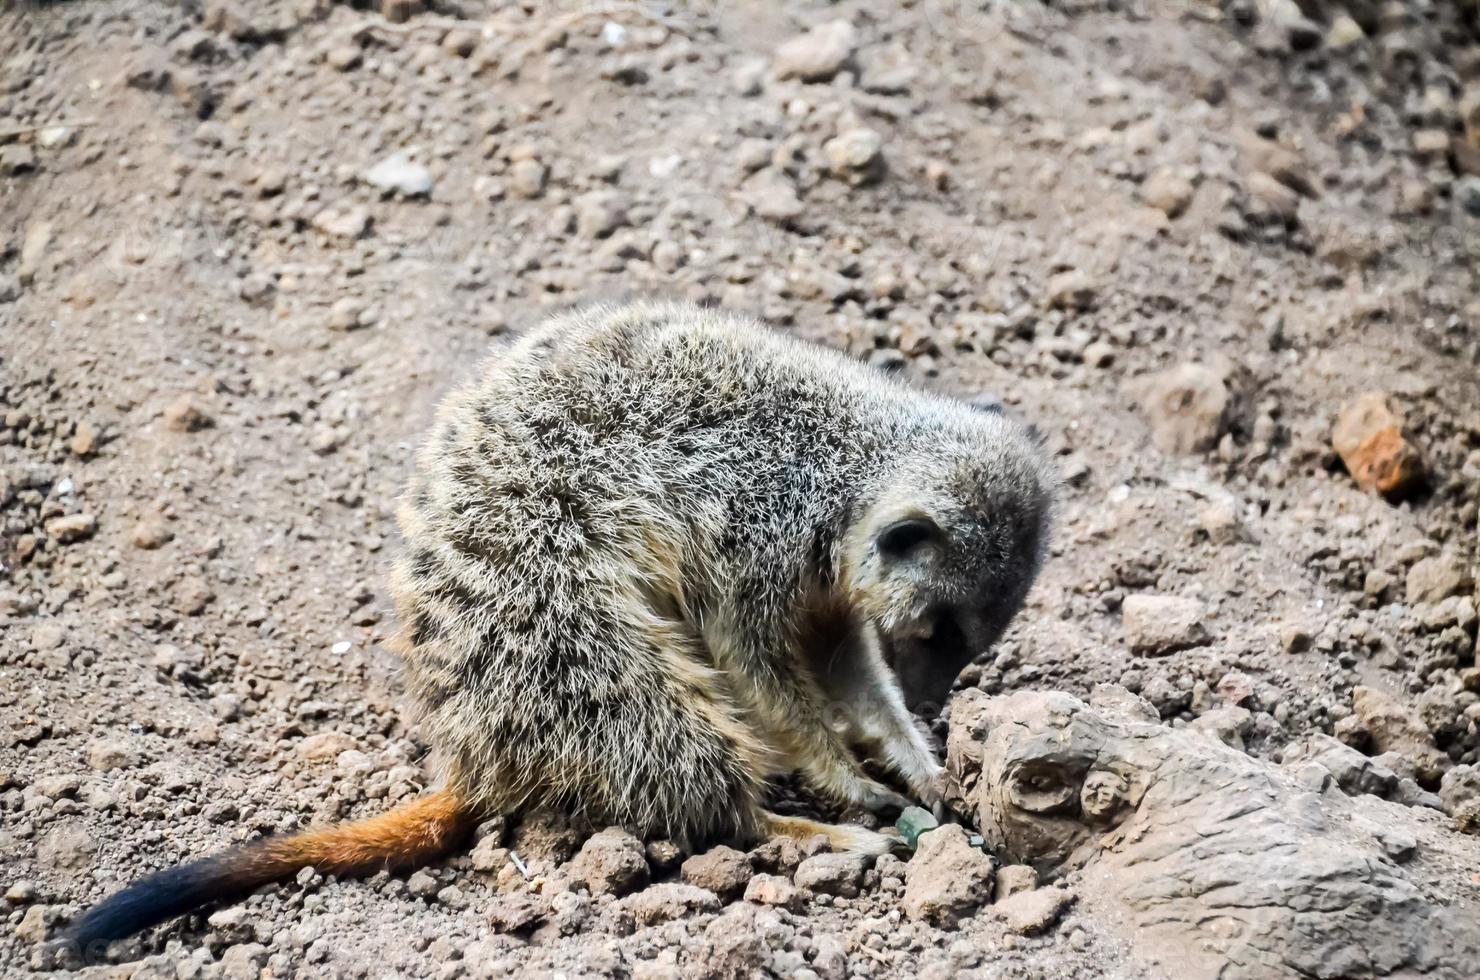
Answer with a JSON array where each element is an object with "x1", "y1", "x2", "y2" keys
[
  {"x1": 902, "y1": 825, "x2": 994, "y2": 926},
  {"x1": 945, "y1": 687, "x2": 1480, "y2": 979},
  {"x1": 1138, "y1": 363, "x2": 1229, "y2": 454}
]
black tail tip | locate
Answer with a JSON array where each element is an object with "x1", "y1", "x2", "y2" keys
[{"x1": 44, "y1": 852, "x2": 245, "y2": 963}]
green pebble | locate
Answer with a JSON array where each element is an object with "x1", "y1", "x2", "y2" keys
[{"x1": 896, "y1": 805, "x2": 940, "y2": 849}]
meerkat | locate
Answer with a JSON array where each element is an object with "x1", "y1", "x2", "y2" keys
[{"x1": 59, "y1": 300, "x2": 1054, "y2": 951}]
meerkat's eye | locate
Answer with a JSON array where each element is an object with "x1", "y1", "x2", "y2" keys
[{"x1": 876, "y1": 516, "x2": 939, "y2": 558}]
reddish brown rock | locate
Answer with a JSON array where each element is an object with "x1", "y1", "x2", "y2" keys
[{"x1": 1332, "y1": 393, "x2": 1424, "y2": 499}]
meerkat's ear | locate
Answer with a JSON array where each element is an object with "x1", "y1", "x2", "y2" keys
[{"x1": 876, "y1": 516, "x2": 942, "y2": 559}]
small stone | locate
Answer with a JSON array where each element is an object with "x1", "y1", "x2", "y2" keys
[
  {"x1": 903, "y1": 825, "x2": 995, "y2": 927},
  {"x1": 1280, "y1": 624, "x2": 1313, "y2": 654},
  {"x1": 567, "y1": 827, "x2": 650, "y2": 896},
  {"x1": 895, "y1": 806, "x2": 939, "y2": 849},
  {"x1": 327, "y1": 45, "x2": 362, "y2": 71},
  {"x1": 823, "y1": 128, "x2": 886, "y2": 186},
  {"x1": 1138, "y1": 363, "x2": 1229, "y2": 454},
  {"x1": 743, "y1": 873, "x2": 804, "y2": 910},
  {"x1": 163, "y1": 395, "x2": 214, "y2": 432},
  {"x1": 37, "y1": 126, "x2": 73, "y2": 149},
  {"x1": 1332, "y1": 392, "x2": 1424, "y2": 499},
  {"x1": 37, "y1": 827, "x2": 96, "y2": 869},
  {"x1": 45, "y1": 513, "x2": 97, "y2": 544},
  {"x1": 1198, "y1": 498, "x2": 1241, "y2": 545},
  {"x1": 794, "y1": 852, "x2": 867, "y2": 898},
  {"x1": 470, "y1": 836, "x2": 509, "y2": 873},
  {"x1": 741, "y1": 170, "x2": 804, "y2": 224},
  {"x1": 441, "y1": 29, "x2": 478, "y2": 58},
  {"x1": 1407, "y1": 555, "x2": 1473, "y2": 606},
  {"x1": 297, "y1": 732, "x2": 356, "y2": 760},
  {"x1": 1141, "y1": 168, "x2": 1194, "y2": 218},
  {"x1": 487, "y1": 892, "x2": 549, "y2": 933},
  {"x1": 220, "y1": 943, "x2": 269, "y2": 980},
  {"x1": 130, "y1": 515, "x2": 174, "y2": 550},
  {"x1": 995, "y1": 887, "x2": 1073, "y2": 935},
  {"x1": 19, "y1": 220, "x2": 52, "y2": 284},
  {"x1": 573, "y1": 191, "x2": 630, "y2": 239},
  {"x1": 622, "y1": 882, "x2": 721, "y2": 926},
  {"x1": 87, "y1": 738, "x2": 138, "y2": 771},
  {"x1": 1044, "y1": 270, "x2": 1097, "y2": 311},
  {"x1": 510, "y1": 158, "x2": 548, "y2": 199},
  {"x1": 1351, "y1": 686, "x2": 1449, "y2": 785},
  {"x1": 645, "y1": 839, "x2": 684, "y2": 873},
  {"x1": 407, "y1": 869, "x2": 440, "y2": 898},
  {"x1": 773, "y1": 20, "x2": 856, "y2": 82},
  {"x1": 1456, "y1": 177, "x2": 1480, "y2": 219},
  {"x1": 312, "y1": 204, "x2": 371, "y2": 241},
  {"x1": 69, "y1": 421, "x2": 98, "y2": 457},
  {"x1": 0, "y1": 144, "x2": 37, "y2": 176},
  {"x1": 328, "y1": 297, "x2": 369, "y2": 331},
  {"x1": 5, "y1": 880, "x2": 38, "y2": 903},
  {"x1": 1122, "y1": 594, "x2": 1209, "y2": 654},
  {"x1": 1411, "y1": 128, "x2": 1451, "y2": 163},
  {"x1": 681, "y1": 845, "x2": 752, "y2": 901},
  {"x1": 363, "y1": 152, "x2": 434, "y2": 197},
  {"x1": 1328, "y1": 13, "x2": 1365, "y2": 47},
  {"x1": 993, "y1": 865, "x2": 1039, "y2": 902},
  {"x1": 749, "y1": 836, "x2": 804, "y2": 875}
]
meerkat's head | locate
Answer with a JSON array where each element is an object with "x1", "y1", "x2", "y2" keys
[{"x1": 842, "y1": 411, "x2": 1055, "y2": 715}]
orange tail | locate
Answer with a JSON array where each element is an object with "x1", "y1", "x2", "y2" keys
[{"x1": 55, "y1": 789, "x2": 474, "y2": 954}]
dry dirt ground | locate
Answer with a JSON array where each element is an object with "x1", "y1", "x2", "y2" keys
[{"x1": 3, "y1": 0, "x2": 1479, "y2": 978}]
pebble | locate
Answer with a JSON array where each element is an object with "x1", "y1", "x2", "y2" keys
[
  {"x1": 993, "y1": 864, "x2": 1039, "y2": 902},
  {"x1": 130, "y1": 515, "x2": 174, "y2": 549},
  {"x1": 773, "y1": 20, "x2": 856, "y2": 82},
  {"x1": 363, "y1": 152, "x2": 434, "y2": 196},
  {"x1": 743, "y1": 873, "x2": 804, "y2": 910},
  {"x1": 86, "y1": 738, "x2": 138, "y2": 771},
  {"x1": 681, "y1": 844, "x2": 752, "y2": 901},
  {"x1": 1044, "y1": 270, "x2": 1098, "y2": 311},
  {"x1": 794, "y1": 851, "x2": 867, "y2": 898},
  {"x1": 1138, "y1": 363, "x2": 1230, "y2": 455},
  {"x1": 824, "y1": 128, "x2": 886, "y2": 186},
  {"x1": 163, "y1": 394, "x2": 214, "y2": 432},
  {"x1": 510, "y1": 158, "x2": 548, "y2": 199},
  {"x1": 567, "y1": 827, "x2": 650, "y2": 896},
  {"x1": 573, "y1": 191, "x2": 630, "y2": 239},
  {"x1": 1122, "y1": 594, "x2": 1209, "y2": 654},
  {"x1": 622, "y1": 882, "x2": 721, "y2": 926},
  {"x1": 312, "y1": 204, "x2": 372, "y2": 240},
  {"x1": 995, "y1": 887, "x2": 1073, "y2": 935},
  {"x1": 1332, "y1": 392, "x2": 1425, "y2": 499},
  {"x1": 902, "y1": 825, "x2": 995, "y2": 927},
  {"x1": 1141, "y1": 167, "x2": 1194, "y2": 218},
  {"x1": 1351, "y1": 686, "x2": 1450, "y2": 785},
  {"x1": 45, "y1": 513, "x2": 96, "y2": 544},
  {"x1": 1407, "y1": 555, "x2": 1473, "y2": 605}
]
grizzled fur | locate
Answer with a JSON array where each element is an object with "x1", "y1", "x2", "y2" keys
[{"x1": 391, "y1": 301, "x2": 1054, "y2": 852}]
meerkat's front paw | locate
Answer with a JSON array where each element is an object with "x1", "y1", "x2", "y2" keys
[{"x1": 857, "y1": 778, "x2": 914, "y2": 815}]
